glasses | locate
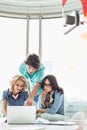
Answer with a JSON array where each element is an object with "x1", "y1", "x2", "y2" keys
[{"x1": 44, "y1": 83, "x2": 51, "y2": 87}]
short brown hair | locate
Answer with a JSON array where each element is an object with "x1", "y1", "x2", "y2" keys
[{"x1": 25, "y1": 53, "x2": 40, "y2": 69}]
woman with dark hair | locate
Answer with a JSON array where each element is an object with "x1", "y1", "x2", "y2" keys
[{"x1": 36, "y1": 75, "x2": 64, "y2": 120}]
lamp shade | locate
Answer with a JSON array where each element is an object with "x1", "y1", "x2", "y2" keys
[
  {"x1": 65, "y1": 15, "x2": 75, "y2": 25},
  {"x1": 81, "y1": 0, "x2": 87, "y2": 16},
  {"x1": 62, "y1": 0, "x2": 67, "y2": 7}
]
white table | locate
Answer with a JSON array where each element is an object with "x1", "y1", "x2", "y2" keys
[{"x1": 0, "y1": 123, "x2": 80, "y2": 130}]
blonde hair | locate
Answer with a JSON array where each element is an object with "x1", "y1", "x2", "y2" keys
[{"x1": 10, "y1": 74, "x2": 28, "y2": 92}]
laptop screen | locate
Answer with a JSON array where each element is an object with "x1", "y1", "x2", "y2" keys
[{"x1": 7, "y1": 106, "x2": 36, "y2": 124}]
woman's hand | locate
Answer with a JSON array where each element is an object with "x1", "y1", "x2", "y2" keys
[
  {"x1": 41, "y1": 90, "x2": 47, "y2": 96},
  {"x1": 41, "y1": 91, "x2": 47, "y2": 107},
  {"x1": 36, "y1": 109, "x2": 46, "y2": 113}
]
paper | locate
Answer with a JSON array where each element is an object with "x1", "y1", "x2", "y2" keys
[
  {"x1": 36, "y1": 117, "x2": 76, "y2": 125},
  {"x1": 8, "y1": 125, "x2": 46, "y2": 130}
]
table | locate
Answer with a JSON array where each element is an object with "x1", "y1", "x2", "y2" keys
[{"x1": 0, "y1": 122, "x2": 82, "y2": 130}]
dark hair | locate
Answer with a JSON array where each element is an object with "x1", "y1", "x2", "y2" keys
[
  {"x1": 24, "y1": 53, "x2": 40, "y2": 69},
  {"x1": 41, "y1": 75, "x2": 64, "y2": 94}
]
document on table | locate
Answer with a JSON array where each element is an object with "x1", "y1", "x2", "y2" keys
[
  {"x1": 7, "y1": 125, "x2": 46, "y2": 130},
  {"x1": 36, "y1": 117, "x2": 76, "y2": 125}
]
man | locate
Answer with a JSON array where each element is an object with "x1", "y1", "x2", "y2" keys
[{"x1": 19, "y1": 53, "x2": 45, "y2": 105}]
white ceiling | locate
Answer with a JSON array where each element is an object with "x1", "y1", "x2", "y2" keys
[{"x1": 0, "y1": 0, "x2": 83, "y2": 19}]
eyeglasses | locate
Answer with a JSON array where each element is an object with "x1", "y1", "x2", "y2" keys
[{"x1": 44, "y1": 83, "x2": 51, "y2": 87}]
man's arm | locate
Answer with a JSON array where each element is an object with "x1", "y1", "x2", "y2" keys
[{"x1": 24, "y1": 82, "x2": 40, "y2": 105}]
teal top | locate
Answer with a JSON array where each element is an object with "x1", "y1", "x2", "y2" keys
[{"x1": 19, "y1": 63, "x2": 45, "y2": 96}]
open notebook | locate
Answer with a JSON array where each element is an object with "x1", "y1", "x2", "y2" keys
[{"x1": 7, "y1": 106, "x2": 36, "y2": 124}]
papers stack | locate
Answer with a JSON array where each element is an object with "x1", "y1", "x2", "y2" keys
[{"x1": 36, "y1": 117, "x2": 76, "y2": 125}]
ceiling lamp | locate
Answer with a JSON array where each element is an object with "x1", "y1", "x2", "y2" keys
[
  {"x1": 80, "y1": 0, "x2": 87, "y2": 40},
  {"x1": 64, "y1": 10, "x2": 80, "y2": 35}
]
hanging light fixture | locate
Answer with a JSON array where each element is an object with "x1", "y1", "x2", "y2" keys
[
  {"x1": 80, "y1": 0, "x2": 87, "y2": 39},
  {"x1": 64, "y1": 10, "x2": 80, "y2": 35}
]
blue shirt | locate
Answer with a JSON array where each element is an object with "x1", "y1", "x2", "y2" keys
[
  {"x1": 37, "y1": 91, "x2": 64, "y2": 115},
  {"x1": 1, "y1": 89, "x2": 29, "y2": 106},
  {"x1": 19, "y1": 63, "x2": 45, "y2": 96}
]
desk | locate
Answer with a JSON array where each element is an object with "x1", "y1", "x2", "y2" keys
[{"x1": 0, "y1": 123, "x2": 83, "y2": 130}]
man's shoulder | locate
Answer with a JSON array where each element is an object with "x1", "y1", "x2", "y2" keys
[
  {"x1": 39, "y1": 64, "x2": 45, "y2": 70},
  {"x1": 19, "y1": 63, "x2": 26, "y2": 69},
  {"x1": 19, "y1": 63, "x2": 28, "y2": 76}
]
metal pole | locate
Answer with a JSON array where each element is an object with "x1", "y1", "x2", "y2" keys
[
  {"x1": 26, "y1": 15, "x2": 29, "y2": 56},
  {"x1": 39, "y1": 16, "x2": 42, "y2": 61}
]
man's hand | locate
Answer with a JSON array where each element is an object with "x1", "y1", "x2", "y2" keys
[
  {"x1": 24, "y1": 98, "x2": 32, "y2": 106},
  {"x1": 25, "y1": 82, "x2": 40, "y2": 106}
]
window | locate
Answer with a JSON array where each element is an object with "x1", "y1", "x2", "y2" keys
[{"x1": 0, "y1": 17, "x2": 26, "y2": 98}]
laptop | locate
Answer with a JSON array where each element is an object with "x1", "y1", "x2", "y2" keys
[{"x1": 7, "y1": 106, "x2": 36, "y2": 124}]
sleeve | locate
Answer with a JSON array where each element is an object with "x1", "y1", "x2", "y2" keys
[
  {"x1": 46, "y1": 92, "x2": 64, "y2": 114},
  {"x1": 19, "y1": 63, "x2": 29, "y2": 79},
  {"x1": 35, "y1": 65, "x2": 45, "y2": 83},
  {"x1": 36, "y1": 94, "x2": 42, "y2": 109},
  {"x1": 1, "y1": 91, "x2": 8, "y2": 101}
]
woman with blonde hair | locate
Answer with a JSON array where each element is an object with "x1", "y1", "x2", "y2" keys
[{"x1": 1, "y1": 74, "x2": 29, "y2": 116}]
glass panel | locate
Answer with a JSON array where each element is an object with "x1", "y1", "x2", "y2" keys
[
  {"x1": 42, "y1": 18, "x2": 87, "y2": 127},
  {"x1": 29, "y1": 19, "x2": 39, "y2": 55},
  {"x1": 0, "y1": 17, "x2": 26, "y2": 99},
  {"x1": 42, "y1": 17, "x2": 87, "y2": 100}
]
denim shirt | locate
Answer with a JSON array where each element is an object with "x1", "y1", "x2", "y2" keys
[
  {"x1": 1, "y1": 89, "x2": 29, "y2": 106},
  {"x1": 37, "y1": 91, "x2": 64, "y2": 115}
]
